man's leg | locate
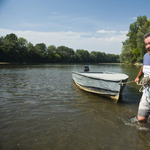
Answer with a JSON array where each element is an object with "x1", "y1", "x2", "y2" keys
[
  {"x1": 137, "y1": 93, "x2": 150, "y2": 123},
  {"x1": 137, "y1": 115, "x2": 148, "y2": 123}
]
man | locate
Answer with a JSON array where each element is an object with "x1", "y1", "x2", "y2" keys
[{"x1": 135, "y1": 32, "x2": 150, "y2": 123}]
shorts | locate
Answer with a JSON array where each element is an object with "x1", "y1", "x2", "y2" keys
[{"x1": 138, "y1": 92, "x2": 150, "y2": 118}]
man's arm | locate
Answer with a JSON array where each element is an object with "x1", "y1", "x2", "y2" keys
[{"x1": 135, "y1": 66, "x2": 143, "y2": 84}]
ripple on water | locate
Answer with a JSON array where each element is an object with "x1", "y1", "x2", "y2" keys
[{"x1": 117, "y1": 116, "x2": 150, "y2": 131}]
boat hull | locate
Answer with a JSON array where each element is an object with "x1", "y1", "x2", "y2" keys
[{"x1": 72, "y1": 71, "x2": 128, "y2": 102}]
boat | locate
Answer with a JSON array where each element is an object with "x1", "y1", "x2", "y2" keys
[{"x1": 72, "y1": 69, "x2": 128, "y2": 102}]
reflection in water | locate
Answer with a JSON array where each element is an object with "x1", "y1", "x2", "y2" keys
[{"x1": 0, "y1": 64, "x2": 150, "y2": 150}]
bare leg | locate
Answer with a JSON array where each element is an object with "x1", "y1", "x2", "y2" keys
[{"x1": 137, "y1": 115, "x2": 148, "y2": 123}]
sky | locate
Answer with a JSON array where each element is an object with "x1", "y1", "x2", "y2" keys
[{"x1": 0, "y1": 0, "x2": 149, "y2": 54}]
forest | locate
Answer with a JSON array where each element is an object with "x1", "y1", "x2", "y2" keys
[
  {"x1": 120, "y1": 15, "x2": 150, "y2": 63},
  {"x1": 0, "y1": 33, "x2": 119, "y2": 63}
]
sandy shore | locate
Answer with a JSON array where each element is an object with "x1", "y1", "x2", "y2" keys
[
  {"x1": 99, "y1": 63, "x2": 124, "y2": 65},
  {"x1": 133, "y1": 63, "x2": 143, "y2": 65},
  {"x1": 0, "y1": 62, "x2": 20, "y2": 64},
  {"x1": 99, "y1": 63, "x2": 143, "y2": 65},
  {"x1": 0, "y1": 62, "x2": 11, "y2": 64}
]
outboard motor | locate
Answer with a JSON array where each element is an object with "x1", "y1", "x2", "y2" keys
[{"x1": 84, "y1": 66, "x2": 89, "y2": 72}]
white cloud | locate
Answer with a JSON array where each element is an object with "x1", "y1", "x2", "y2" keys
[
  {"x1": 97, "y1": 30, "x2": 116, "y2": 34},
  {"x1": 52, "y1": 12, "x2": 58, "y2": 15},
  {"x1": 104, "y1": 34, "x2": 126, "y2": 42},
  {"x1": 119, "y1": 30, "x2": 128, "y2": 34},
  {"x1": 130, "y1": 17, "x2": 137, "y2": 20},
  {"x1": 0, "y1": 28, "x2": 127, "y2": 54}
]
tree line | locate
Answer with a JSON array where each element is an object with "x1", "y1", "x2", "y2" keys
[
  {"x1": 0, "y1": 33, "x2": 119, "y2": 63},
  {"x1": 120, "y1": 15, "x2": 150, "y2": 63}
]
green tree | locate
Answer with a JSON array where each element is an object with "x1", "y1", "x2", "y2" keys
[
  {"x1": 75, "y1": 49, "x2": 90, "y2": 63},
  {"x1": 35, "y1": 43, "x2": 47, "y2": 55},
  {"x1": 3, "y1": 33, "x2": 19, "y2": 62},
  {"x1": 120, "y1": 15, "x2": 150, "y2": 63},
  {"x1": 136, "y1": 20, "x2": 150, "y2": 58},
  {"x1": 56, "y1": 46, "x2": 75, "y2": 62},
  {"x1": 18, "y1": 37, "x2": 28, "y2": 62},
  {"x1": 0, "y1": 36, "x2": 5, "y2": 61},
  {"x1": 47, "y1": 45, "x2": 57, "y2": 54},
  {"x1": 90, "y1": 51, "x2": 97, "y2": 63},
  {"x1": 47, "y1": 45, "x2": 57, "y2": 62},
  {"x1": 132, "y1": 48, "x2": 141, "y2": 60},
  {"x1": 27, "y1": 42, "x2": 37, "y2": 62},
  {"x1": 137, "y1": 15, "x2": 147, "y2": 28},
  {"x1": 120, "y1": 42, "x2": 134, "y2": 63},
  {"x1": 55, "y1": 54, "x2": 61, "y2": 62},
  {"x1": 35, "y1": 43, "x2": 47, "y2": 62}
]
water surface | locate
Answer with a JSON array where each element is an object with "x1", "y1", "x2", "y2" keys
[{"x1": 0, "y1": 64, "x2": 149, "y2": 150}]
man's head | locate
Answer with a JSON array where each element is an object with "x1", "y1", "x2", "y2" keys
[{"x1": 144, "y1": 32, "x2": 150, "y2": 54}]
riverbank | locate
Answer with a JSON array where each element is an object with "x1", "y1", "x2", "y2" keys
[
  {"x1": 0, "y1": 62, "x2": 13, "y2": 64},
  {"x1": 0, "y1": 62, "x2": 143, "y2": 65},
  {"x1": 0, "y1": 62, "x2": 27, "y2": 65},
  {"x1": 99, "y1": 63, "x2": 124, "y2": 65},
  {"x1": 99, "y1": 62, "x2": 143, "y2": 65},
  {"x1": 133, "y1": 63, "x2": 142, "y2": 65}
]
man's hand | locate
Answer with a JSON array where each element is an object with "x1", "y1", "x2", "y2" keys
[
  {"x1": 135, "y1": 77, "x2": 140, "y2": 84},
  {"x1": 135, "y1": 66, "x2": 143, "y2": 85}
]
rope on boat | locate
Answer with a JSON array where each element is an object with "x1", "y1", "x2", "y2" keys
[
  {"x1": 119, "y1": 80, "x2": 135, "y2": 86},
  {"x1": 119, "y1": 76, "x2": 150, "y2": 92}
]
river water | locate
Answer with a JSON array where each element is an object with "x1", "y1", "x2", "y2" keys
[{"x1": 0, "y1": 64, "x2": 150, "y2": 150}]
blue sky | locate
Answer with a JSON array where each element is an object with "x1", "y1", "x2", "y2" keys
[{"x1": 0, "y1": 0, "x2": 149, "y2": 54}]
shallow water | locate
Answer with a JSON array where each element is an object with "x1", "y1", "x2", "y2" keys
[{"x1": 0, "y1": 64, "x2": 150, "y2": 150}]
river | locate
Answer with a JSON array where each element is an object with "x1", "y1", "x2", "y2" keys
[{"x1": 0, "y1": 63, "x2": 150, "y2": 150}]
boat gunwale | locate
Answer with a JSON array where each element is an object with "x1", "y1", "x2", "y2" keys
[{"x1": 72, "y1": 71, "x2": 129, "y2": 82}]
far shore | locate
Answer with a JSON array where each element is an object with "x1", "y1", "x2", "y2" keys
[
  {"x1": 99, "y1": 62, "x2": 143, "y2": 65},
  {"x1": 0, "y1": 62, "x2": 19, "y2": 64},
  {"x1": 99, "y1": 63, "x2": 124, "y2": 65},
  {"x1": 0, "y1": 62, "x2": 143, "y2": 65},
  {"x1": 0, "y1": 62, "x2": 12, "y2": 64},
  {"x1": 133, "y1": 63, "x2": 143, "y2": 65}
]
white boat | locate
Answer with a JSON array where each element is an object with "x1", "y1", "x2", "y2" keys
[{"x1": 72, "y1": 70, "x2": 128, "y2": 102}]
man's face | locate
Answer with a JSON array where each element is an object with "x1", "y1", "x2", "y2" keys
[{"x1": 145, "y1": 36, "x2": 150, "y2": 55}]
